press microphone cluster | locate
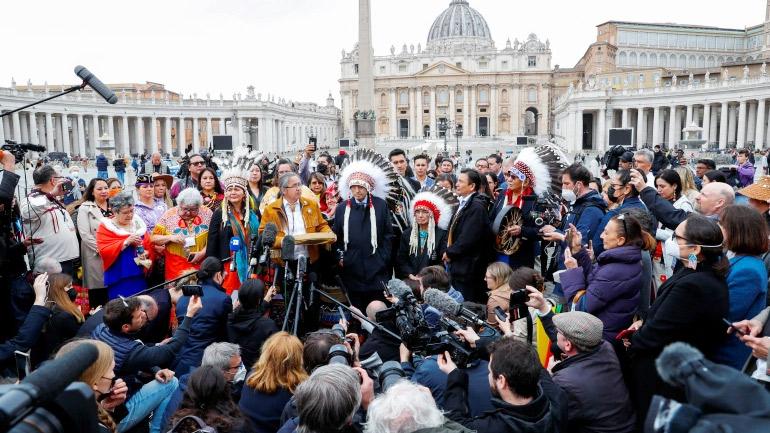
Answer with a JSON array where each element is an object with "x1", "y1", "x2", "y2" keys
[
  {"x1": 257, "y1": 223, "x2": 278, "y2": 266},
  {"x1": 423, "y1": 288, "x2": 486, "y2": 327},
  {"x1": 74, "y1": 65, "x2": 117, "y2": 104},
  {"x1": 386, "y1": 278, "x2": 414, "y2": 300}
]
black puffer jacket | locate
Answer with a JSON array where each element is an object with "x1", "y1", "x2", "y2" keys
[{"x1": 227, "y1": 307, "x2": 279, "y2": 368}]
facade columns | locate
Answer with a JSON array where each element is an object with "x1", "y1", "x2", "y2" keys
[
  {"x1": 636, "y1": 108, "x2": 646, "y2": 147},
  {"x1": 686, "y1": 105, "x2": 694, "y2": 125},
  {"x1": 719, "y1": 102, "x2": 729, "y2": 149},
  {"x1": 702, "y1": 104, "x2": 711, "y2": 148},
  {"x1": 728, "y1": 104, "x2": 738, "y2": 146},
  {"x1": 574, "y1": 109, "x2": 584, "y2": 152},
  {"x1": 621, "y1": 108, "x2": 629, "y2": 128},
  {"x1": 219, "y1": 117, "x2": 226, "y2": 135},
  {"x1": 76, "y1": 115, "x2": 86, "y2": 156},
  {"x1": 147, "y1": 116, "x2": 156, "y2": 153},
  {"x1": 206, "y1": 117, "x2": 213, "y2": 149},
  {"x1": 448, "y1": 86, "x2": 456, "y2": 125},
  {"x1": 107, "y1": 116, "x2": 116, "y2": 154},
  {"x1": 748, "y1": 101, "x2": 758, "y2": 146},
  {"x1": 28, "y1": 112, "x2": 39, "y2": 145},
  {"x1": 652, "y1": 106, "x2": 661, "y2": 146},
  {"x1": 135, "y1": 117, "x2": 145, "y2": 155},
  {"x1": 416, "y1": 87, "x2": 424, "y2": 138},
  {"x1": 192, "y1": 117, "x2": 200, "y2": 152},
  {"x1": 511, "y1": 84, "x2": 521, "y2": 136},
  {"x1": 258, "y1": 118, "x2": 266, "y2": 150},
  {"x1": 737, "y1": 100, "x2": 747, "y2": 147},
  {"x1": 597, "y1": 108, "x2": 606, "y2": 151},
  {"x1": 469, "y1": 86, "x2": 476, "y2": 137},
  {"x1": 462, "y1": 86, "x2": 470, "y2": 136},
  {"x1": 489, "y1": 85, "x2": 497, "y2": 136},
  {"x1": 164, "y1": 117, "x2": 172, "y2": 155},
  {"x1": 756, "y1": 99, "x2": 766, "y2": 149},
  {"x1": 177, "y1": 118, "x2": 185, "y2": 154},
  {"x1": 11, "y1": 112, "x2": 21, "y2": 142},
  {"x1": 44, "y1": 113, "x2": 54, "y2": 152},
  {"x1": 92, "y1": 115, "x2": 100, "y2": 155},
  {"x1": 668, "y1": 105, "x2": 678, "y2": 147},
  {"x1": 708, "y1": 105, "x2": 718, "y2": 145},
  {"x1": 429, "y1": 86, "x2": 437, "y2": 138},
  {"x1": 121, "y1": 116, "x2": 130, "y2": 156},
  {"x1": 61, "y1": 114, "x2": 70, "y2": 155},
  {"x1": 408, "y1": 88, "x2": 415, "y2": 137},
  {"x1": 389, "y1": 89, "x2": 398, "y2": 138}
]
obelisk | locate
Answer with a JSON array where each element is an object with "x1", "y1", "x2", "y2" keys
[{"x1": 355, "y1": 0, "x2": 376, "y2": 149}]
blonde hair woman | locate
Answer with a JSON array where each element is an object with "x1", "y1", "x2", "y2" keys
[
  {"x1": 56, "y1": 340, "x2": 127, "y2": 433},
  {"x1": 484, "y1": 262, "x2": 514, "y2": 328},
  {"x1": 31, "y1": 273, "x2": 85, "y2": 366},
  {"x1": 674, "y1": 166, "x2": 700, "y2": 204},
  {"x1": 239, "y1": 332, "x2": 308, "y2": 433}
]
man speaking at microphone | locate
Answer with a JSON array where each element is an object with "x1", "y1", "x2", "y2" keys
[{"x1": 259, "y1": 172, "x2": 335, "y2": 280}]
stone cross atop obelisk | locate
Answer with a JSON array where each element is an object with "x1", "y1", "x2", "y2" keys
[{"x1": 355, "y1": 0, "x2": 376, "y2": 149}]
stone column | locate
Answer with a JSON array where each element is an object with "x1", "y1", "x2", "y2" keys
[
  {"x1": 416, "y1": 87, "x2": 424, "y2": 138},
  {"x1": 469, "y1": 86, "x2": 477, "y2": 137},
  {"x1": 737, "y1": 100, "x2": 747, "y2": 147},
  {"x1": 28, "y1": 112, "x2": 39, "y2": 145},
  {"x1": 597, "y1": 108, "x2": 606, "y2": 151},
  {"x1": 19, "y1": 114, "x2": 29, "y2": 144},
  {"x1": 575, "y1": 109, "x2": 583, "y2": 151},
  {"x1": 719, "y1": 102, "x2": 729, "y2": 149},
  {"x1": 135, "y1": 117, "x2": 145, "y2": 155},
  {"x1": 219, "y1": 117, "x2": 226, "y2": 135},
  {"x1": 177, "y1": 118, "x2": 185, "y2": 153},
  {"x1": 61, "y1": 114, "x2": 70, "y2": 155},
  {"x1": 258, "y1": 118, "x2": 266, "y2": 150},
  {"x1": 728, "y1": 104, "x2": 737, "y2": 146},
  {"x1": 748, "y1": 101, "x2": 758, "y2": 147},
  {"x1": 192, "y1": 117, "x2": 200, "y2": 152},
  {"x1": 636, "y1": 108, "x2": 646, "y2": 147},
  {"x1": 76, "y1": 114, "x2": 86, "y2": 156},
  {"x1": 206, "y1": 117, "x2": 213, "y2": 148},
  {"x1": 147, "y1": 116, "x2": 156, "y2": 153},
  {"x1": 121, "y1": 116, "x2": 130, "y2": 156},
  {"x1": 756, "y1": 99, "x2": 766, "y2": 149},
  {"x1": 357, "y1": 0, "x2": 375, "y2": 148},
  {"x1": 668, "y1": 105, "x2": 678, "y2": 147},
  {"x1": 511, "y1": 84, "x2": 521, "y2": 136},
  {"x1": 107, "y1": 116, "x2": 116, "y2": 154},
  {"x1": 429, "y1": 86, "x2": 437, "y2": 138},
  {"x1": 389, "y1": 89, "x2": 398, "y2": 138},
  {"x1": 463, "y1": 86, "x2": 470, "y2": 136},
  {"x1": 489, "y1": 85, "x2": 497, "y2": 136},
  {"x1": 621, "y1": 108, "x2": 629, "y2": 129},
  {"x1": 11, "y1": 112, "x2": 21, "y2": 142},
  {"x1": 448, "y1": 86, "x2": 456, "y2": 124},
  {"x1": 686, "y1": 105, "x2": 694, "y2": 125},
  {"x1": 652, "y1": 107, "x2": 661, "y2": 146},
  {"x1": 702, "y1": 104, "x2": 711, "y2": 148},
  {"x1": 92, "y1": 115, "x2": 100, "y2": 156},
  {"x1": 44, "y1": 113, "x2": 54, "y2": 152},
  {"x1": 709, "y1": 105, "x2": 719, "y2": 145},
  {"x1": 408, "y1": 88, "x2": 416, "y2": 137},
  {"x1": 164, "y1": 117, "x2": 172, "y2": 155}
]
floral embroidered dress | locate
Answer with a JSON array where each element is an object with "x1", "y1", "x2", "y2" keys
[{"x1": 153, "y1": 206, "x2": 213, "y2": 279}]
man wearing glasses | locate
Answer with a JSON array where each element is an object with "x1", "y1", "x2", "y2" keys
[
  {"x1": 20, "y1": 165, "x2": 79, "y2": 277},
  {"x1": 170, "y1": 154, "x2": 207, "y2": 200}
]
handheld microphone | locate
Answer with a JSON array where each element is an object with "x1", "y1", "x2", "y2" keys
[
  {"x1": 281, "y1": 235, "x2": 296, "y2": 261},
  {"x1": 229, "y1": 237, "x2": 242, "y2": 272},
  {"x1": 386, "y1": 278, "x2": 414, "y2": 300},
  {"x1": 74, "y1": 65, "x2": 118, "y2": 104},
  {"x1": 423, "y1": 288, "x2": 486, "y2": 327},
  {"x1": 259, "y1": 223, "x2": 278, "y2": 266}
]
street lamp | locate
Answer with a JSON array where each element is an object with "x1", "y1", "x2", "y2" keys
[
  {"x1": 439, "y1": 118, "x2": 448, "y2": 155},
  {"x1": 455, "y1": 125, "x2": 463, "y2": 156}
]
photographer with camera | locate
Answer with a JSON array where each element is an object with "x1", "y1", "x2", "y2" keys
[
  {"x1": 438, "y1": 337, "x2": 568, "y2": 433},
  {"x1": 0, "y1": 272, "x2": 52, "y2": 372},
  {"x1": 91, "y1": 295, "x2": 203, "y2": 433},
  {"x1": 20, "y1": 165, "x2": 80, "y2": 277}
]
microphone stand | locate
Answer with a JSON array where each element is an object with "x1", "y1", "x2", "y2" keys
[
  {"x1": 0, "y1": 82, "x2": 87, "y2": 118},
  {"x1": 311, "y1": 287, "x2": 402, "y2": 342},
  {"x1": 131, "y1": 256, "x2": 232, "y2": 298}
]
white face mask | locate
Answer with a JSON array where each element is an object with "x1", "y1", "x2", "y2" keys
[
  {"x1": 562, "y1": 188, "x2": 577, "y2": 204},
  {"x1": 664, "y1": 237, "x2": 682, "y2": 263},
  {"x1": 233, "y1": 363, "x2": 246, "y2": 383},
  {"x1": 71, "y1": 172, "x2": 80, "y2": 178}
]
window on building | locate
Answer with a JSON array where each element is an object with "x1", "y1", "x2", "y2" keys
[
  {"x1": 398, "y1": 64, "x2": 407, "y2": 73},
  {"x1": 628, "y1": 31, "x2": 637, "y2": 45},
  {"x1": 438, "y1": 88, "x2": 449, "y2": 104},
  {"x1": 399, "y1": 90, "x2": 408, "y2": 105},
  {"x1": 677, "y1": 34, "x2": 687, "y2": 48},
  {"x1": 354, "y1": 64, "x2": 359, "y2": 74},
  {"x1": 638, "y1": 32, "x2": 647, "y2": 46},
  {"x1": 648, "y1": 32, "x2": 657, "y2": 46},
  {"x1": 717, "y1": 37, "x2": 726, "y2": 50},
  {"x1": 456, "y1": 62, "x2": 462, "y2": 68},
  {"x1": 423, "y1": 92, "x2": 430, "y2": 105},
  {"x1": 479, "y1": 88, "x2": 489, "y2": 103},
  {"x1": 422, "y1": 63, "x2": 429, "y2": 70},
  {"x1": 708, "y1": 36, "x2": 716, "y2": 49},
  {"x1": 479, "y1": 60, "x2": 488, "y2": 69},
  {"x1": 618, "y1": 30, "x2": 628, "y2": 44},
  {"x1": 379, "y1": 66, "x2": 385, "y2": 73},
  {"x1": 698, "y1": 35, "x2": 706, "y2": 49},
  {"x1": 501, "y1": 60, "x2": 508, "y2": 69},
  {"x1": 527, "y1": 87, "x2": 537, "y2": 102},
  {"x1": 528, "y1": 56, "x2": 537, "y2": 67},
  {"x1": 456, "y1": 90, "x2": 464, "y2": 103},
  {"x1": 726, "y1": 38, "x2": 735, "y2": 50},
  {"x1": 687, "y1": 35, "x2": 697, "y2": 48}
]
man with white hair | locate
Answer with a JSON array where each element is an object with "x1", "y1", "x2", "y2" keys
[
  {"x1": 633, "y1": 149, "x2": 656, "y2": 187},
  {"x1": 631, "y1": 169, "x2": 734, "y2": 230},
  {"x1": 141, "y1": 152, "x2": 171, "y2": 175},
  {"x1": 364, "y1": 381, "x2": 473, "y2": 433},
  {"x1": 151, "y1": 187, "x2": 213, "y2": 278}
]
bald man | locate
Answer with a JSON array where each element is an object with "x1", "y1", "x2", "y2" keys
[
  {"x1": 631, "y1": 169, "x2": 734, "y2": 230},
  {"x1": 141, "y1": 152, "x2": 171, "y2": 175}
]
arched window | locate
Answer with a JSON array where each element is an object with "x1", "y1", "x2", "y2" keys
[
  {"x1": 525, "y1": 107, "x2": 538, "y2": 136},
  {"x1": 527, "y1": 87, "x2": 537, "y2": 103},
  {"x1": 438, "y1": 88, "x2": 449, "y2": 104},
  {"x1": 707, "y1": 56, "x2": 715, "y2": 67},
  {"x1": 678, "y1": 54, "x2": 686, "y2": 68},
  {"x1": 399, "y1": 90, "x2": 408, "y2": 106},
  {"x1": 423, "y1": 91, "x2": 430, "y2": 106},
  {"x1": 640, "y1": 53, "x2": 648, "y2": 66},
  {"x1": 380, "y1": 93, "x2": 387, "y2": 107},
  {"x1": 501, "y1": 89, "x2": 509, "y2": 103},
  {"x1": 479, "y1": 88, "x2": 489, "y2": 104},
  {"x1": 618, "y1": 52, "x2": 628, "y2": 65},
  {"x1": 650, "y1": 53, "x2": 658, "y2": 66},
  {"x1": 688, "y1": 55, "x2": 696, "y2": 68},
  {"x1": 629, "y1": 52, "x2": 638, "y2": 65},
  {"x1": 456, "y1": 89, "x2": 464, "y2": 103},
  {"x1": 697, "y1": 55, "x2": 705, "y2": 68}
]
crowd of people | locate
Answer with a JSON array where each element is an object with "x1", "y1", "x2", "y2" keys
[{"x1": 1, "y1": 140, "x2": 770, "y2": 433}]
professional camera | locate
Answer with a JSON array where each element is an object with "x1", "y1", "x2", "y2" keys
[
  {"x1": 2, "y1": 140, "x2": 46, "y2": 161},
  {"x1": 328, "y1": 343, "x2": 353, "y2": 366},
  {"x1": 530, "y1": 191, "x2": 562, "y2": 228}
]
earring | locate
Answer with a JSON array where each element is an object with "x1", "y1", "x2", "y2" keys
[{"x1": 687, "y1": 252, "x2": 698, "y2": 270}]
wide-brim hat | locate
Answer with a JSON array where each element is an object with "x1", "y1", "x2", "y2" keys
[
  {"x1": 738, "y1": 176, "x2": 770, "y2": 202},
  {"x1": 151, "y1": 173, "x2": 174, "y2": 190}
]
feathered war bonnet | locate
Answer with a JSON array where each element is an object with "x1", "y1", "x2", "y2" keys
[{"x1": 408, "y1": 185, "x2": 459, "y2": 256}]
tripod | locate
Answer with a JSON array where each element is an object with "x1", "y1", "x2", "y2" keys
[{"x1": 282, "y1": 258, "x2": 307, "y2": 335}]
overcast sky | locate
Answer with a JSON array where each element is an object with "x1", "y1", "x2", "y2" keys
[{"x1": 0, "y1": 0, "x2": 764, "y2": 104}]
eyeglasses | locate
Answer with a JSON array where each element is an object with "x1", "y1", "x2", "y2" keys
[
  {"x1": 190, "y1": 161, "x2": 205, "y2": 166},
  {"x1": 101, "y1": 375, "x2": 118, "y2": 389},
  {"x1": 671, "y1": 232, "x2": 691, "y2": 244}
]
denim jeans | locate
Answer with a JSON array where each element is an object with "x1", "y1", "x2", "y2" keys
[
  {"x1": 97, "y1": 170, "x2": 108, "y2": 179},
  {"x1": 118, "y1": 377, "x2": 179, "y2": 433},
  {"x1": 116, "y1": 171, "x2": 125, "y2": 184}
]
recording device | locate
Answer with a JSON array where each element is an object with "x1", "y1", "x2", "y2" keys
[
  {"x1": 229, "y1": 237, "x2": 242, "y2": 272},
  {"x1": 255, "y1": 223, "x2": 278, "y2": 269},
  {"x1": 530, "y1": 191, "x2": 562, "y2": 228},
  {"x1": 509, "y1": 289, "x2": 530, "y2": 321},
  {"x1": 423, "y1": 288, "x2": 486, "y2": 327},
  {"x1": 378, "y1": 281, "x2": 476, "y2": 366},
  {"x1": 0, "y1": 342, "x2": 100, "y2": 433},
  {"x1": 181, "y1": 284, "x2": 203, "y2": 297},
  {"x1": 281, "y1": 235, "x2": 296, "y2": 281},
  {"x1": 494, "y1": 306, "x2": 508, "y2": 324},
  {"x1": 14, "y1": 351, "x2": 31, "y2": 381},
  {"x1": 309, "y1": 136, "x2": 317, "y2": 152},
  {"x1": 359, "y1": 353, "x2": 407, "y2": 393},
  {"x1": 722, "y1": 318, "x2": 745, "y2": 337},
  {"x1": 74, "y1": 65, "x2": 118, "y2": 104},
  {"x1": 328, "y1": 344, "x2": 352, "y2": 366},
  {"x1": 2, "y1": 140, "x2": 47, "y2": 161},
  {"x1": 61, "y1": 178, "x2": 74, "y2": 193}
]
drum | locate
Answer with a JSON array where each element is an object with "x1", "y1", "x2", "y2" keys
[
  {"x1": 492, "y1": 205, "x2": 524, "y2": 255},
  {"x1": 317, "y1": 284, "x2": 351, "y2": 328}
]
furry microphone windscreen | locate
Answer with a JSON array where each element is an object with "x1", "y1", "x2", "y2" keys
[
  {"x1": 655, "y1": 342, "x2": 705, "y2": 386},
  {"x1": 262, "y1": 222, "x2": 278, "y2": 246},
  {"x1": 281, "y1": 235, "x2": 296, "y2": 261},
  {"x1": 422, "y1": 288, "x2": 461, "y2": 317},
  {"x1": 386, "y1": 278, "x2": 413, "y2": 299}
]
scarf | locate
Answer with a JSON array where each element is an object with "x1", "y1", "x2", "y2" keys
[
  {"x1": 226, "y1": 208, "x2": 259, "y2": 285},
  {"x1": 343, "y1": 194, "x2": 377, "y2": 255},
  {"x1": 96, "y1": 216, "x2": 148, "y2": 270}
]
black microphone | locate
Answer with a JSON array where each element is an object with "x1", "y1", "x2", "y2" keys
[
  {"x1": 423, "y1": 288, "x2": 486, "y2": 327},
  {"x1": 74, "y1": 65, "x2": 118, "y2": 104},
  {"x1": 2, "y1": 141, "x2": 47, "y2": 153},
  {"x1": 281, "y1": 235, "x2": 296, "y2": 261},
  {"x1": 258, "y1": 223, "x2": 278, "y2": 266},
  {"x1": 297, "y1": 255, "x2": 307, "y2": 280},
  {"x1": 308, "y1": 272, "x2": 318, "y2": 305},
  {"x1": 386, "y1": 278, "x2": 413, "y2": 299},
  {"x1": 0, "y1": 342, "x2": 99, "y2": 427}
]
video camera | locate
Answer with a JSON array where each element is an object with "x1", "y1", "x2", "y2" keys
[
  {"x1": 2, "y1": 140, "x2": 46, "y2": 161},
  {"x1": 530, "y1": 190, "x2": 562, "y2": 229}
]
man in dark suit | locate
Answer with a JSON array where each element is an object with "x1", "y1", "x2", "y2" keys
[
  {"x1": 333, "y1": 168, "x2": 394, "y2": 311},
  {"x1": 444, "y1": 169, "x2": 492, "y2": 302}
]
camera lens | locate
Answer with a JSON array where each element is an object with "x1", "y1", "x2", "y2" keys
[{"x1": 328, "y1": 344, "x2": 351, "y2": 366}]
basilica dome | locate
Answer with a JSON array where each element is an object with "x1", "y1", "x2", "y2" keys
[{"x1": 426, "y1": 0, "x2": 494, "y2": 52}]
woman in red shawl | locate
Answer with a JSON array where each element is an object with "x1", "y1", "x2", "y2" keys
[{"x1": 96, "y1": 192, "x2": 151, "y2": 299}]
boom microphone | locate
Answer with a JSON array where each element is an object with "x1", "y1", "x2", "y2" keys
[
  {"x1": 386, "y1": 278, "x2": 413, "y2": 299},
  {"x1": 655, "y1": 342, "x2": 705, "y2": 387},
  {"x1": 423, "y1": 288, "x2": 486, "y2": 327},
  {"x1": 281, "y1": 235, "x2": 296, "y2": 261},
  {"x1": 74, "y1": 65, "x2": 118, "y2": 104},
  {"x1": 0, "y1": 342, "x2": 99, "y2": 427}
]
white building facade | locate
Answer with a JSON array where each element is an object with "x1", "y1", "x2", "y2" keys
[
  {"x1": 0, "y1": 84, "x2": 340, "y2": 157},
  {"x1": 339, "y1": 0, "x2": 552, "y2": 142}
]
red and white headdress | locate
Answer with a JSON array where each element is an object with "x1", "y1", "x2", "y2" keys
[
  {"x1": 509, "y1": 145, "x2": 570, "y2": 197},
  {"x1": 408, "y1": 185, "x2": 458, "y2": 256}
]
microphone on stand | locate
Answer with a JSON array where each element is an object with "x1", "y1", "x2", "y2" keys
[
  {"x1": 423, "y1": 288, "x2": 486, "y2": 327},
  {"x1": 229, "y1": 237, "x2": 241, "y2": 272},
  {"x1": 74, "y1": 65, "x2": 118, "y2": 104},
  {"x1": 281, "y1": 235, "x2": 296, "y2": 282}
]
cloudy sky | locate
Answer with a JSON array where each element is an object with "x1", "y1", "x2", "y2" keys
[{"x1": 0, "y1": 0, "x2": 764, "y2": 104}]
